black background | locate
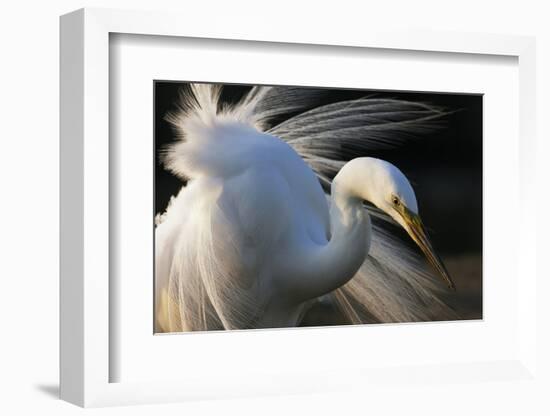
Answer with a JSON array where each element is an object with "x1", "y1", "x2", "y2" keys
[{"x1": 154, "y1": 82, "x2": 483, "y2": 320}]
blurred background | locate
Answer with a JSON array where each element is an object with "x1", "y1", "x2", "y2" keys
[{"x1": 155, "y1": 82, "x2": 483, "y2": 323}]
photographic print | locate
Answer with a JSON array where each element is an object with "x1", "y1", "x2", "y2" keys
[{"x1": 154, "y1": 82, "x2": 482, "y2": 333}]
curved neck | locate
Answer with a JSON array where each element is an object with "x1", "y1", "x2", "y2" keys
[
  {"x1": 279, "y1": 158, "x2": 387, "y2": 305},
  {"x1": 322, "y1": 170, "x2": 372, "y2": 287},
  {"x1": 294, "y1": 164, "x2": 372, "y2": 299}
]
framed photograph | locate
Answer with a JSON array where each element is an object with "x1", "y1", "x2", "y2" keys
[
  {"x1": 153, "y1": 81, "x2": 482, "y2": 334},
  {"x1": 60, "y1": 8, "x2": 538, "y2": 407}
]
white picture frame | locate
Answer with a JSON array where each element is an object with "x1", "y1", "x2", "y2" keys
[{"x1": 60, "y1": 7, "x2": 538, "y2": 408}]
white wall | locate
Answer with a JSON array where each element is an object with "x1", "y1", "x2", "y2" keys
[{"x1": 1, "y1": 1, "x2": 548, "y2": 415}]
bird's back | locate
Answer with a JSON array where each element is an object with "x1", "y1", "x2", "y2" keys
[{"x1": 156, "y1": 110, "x2": 330, "y2": 331}]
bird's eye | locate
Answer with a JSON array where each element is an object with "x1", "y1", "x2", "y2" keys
[{"x1": 392, "y1": 196, "x2": 400, "y2": 206}]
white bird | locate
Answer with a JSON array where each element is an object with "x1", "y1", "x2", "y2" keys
[{"x1": 155, "y1": 84, "x2": 456, "y2": 332}]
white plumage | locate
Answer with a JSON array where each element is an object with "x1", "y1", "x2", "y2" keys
[{"x1": 155, "y1": 84, "x2": 456, "y2": 332}]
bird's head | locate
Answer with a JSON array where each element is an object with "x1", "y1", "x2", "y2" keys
[{"x1": 338, "y1": 157, "x2": 455, "y2": 290}]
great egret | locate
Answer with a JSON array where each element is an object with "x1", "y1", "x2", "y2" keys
[{"x1": 155, "y1": 84, "x2": 456, "y2": 332}]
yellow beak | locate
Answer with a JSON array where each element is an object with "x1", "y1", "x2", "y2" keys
[{"x1": 401, "y1": 207, "x2": 456, "y2": 291}]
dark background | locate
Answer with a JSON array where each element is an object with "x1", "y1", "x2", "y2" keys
[{"x1": 154, "y1": 82, "x2": 483, "y2": 320}]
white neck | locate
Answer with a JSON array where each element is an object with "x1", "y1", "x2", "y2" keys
[{"x1": 293, "y1": 160, "x2": 373, "y2": 299}]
